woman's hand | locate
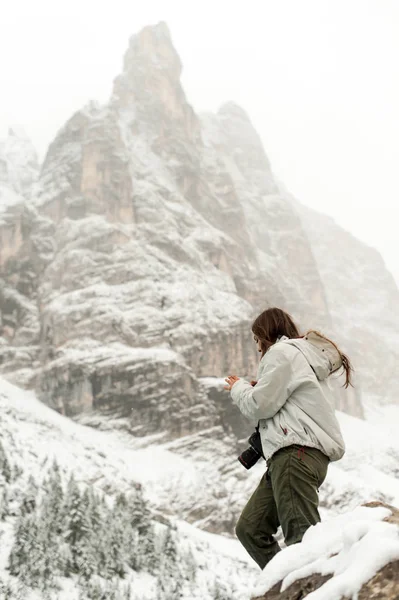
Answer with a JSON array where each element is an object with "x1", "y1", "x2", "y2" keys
[{"x1": 224, "y1": 375, "x2": 240, "y2": 390}]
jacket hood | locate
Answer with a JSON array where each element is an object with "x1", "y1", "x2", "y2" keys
[{"x1": 281, "y1": 330, "x2": 343, "y2": 381}]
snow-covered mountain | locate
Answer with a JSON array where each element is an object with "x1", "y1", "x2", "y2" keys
[
  {"x1": 0, "y1": 127, "x2": 39, "y2": 273},
  {"x1": 1, "y1": 21, "x2": 398, "y2": 428},
  {"x1": 0, "y1": 127, "x2": 39, "y2": 198}
]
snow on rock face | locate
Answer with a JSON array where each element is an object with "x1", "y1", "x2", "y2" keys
[
  {"x1": 0, "y1": 22, "x2": 340, "y2": 423},
  {"x1": 0, "y1": 127, "x2": 39, "y2": 199},
  {"x1": 0, "y1": 21, "x2": 395, "y2": 432},
  {"x1": 293, "y1": 197, "x2": 399, "y2": 408},
  {"x1": 0, "y1": 131, "x2": 43, "y2": 375},
  {"x1": 252, "y1": 502, "x2": 399, "y2": 600},
  {"x1": 0, "y1": 128, "x2": 39, "y2": 269}
]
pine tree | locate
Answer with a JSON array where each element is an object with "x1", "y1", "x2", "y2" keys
[
  {"x1": 13, "y1": 462, "x2": 23, "y2": 480},
  {"x1": 44, "y1": 459, "x2": 64, "y2": 535},
  {"x1": 75, "y1": 487, "x2": 98, "y2": 580},
  {"x1": 0, "y1": 486, "x2": 10, "y2": 520},
  {"x1": 89, "y1": 489, "x2": 108, "y2": 578},
  {"x1": 8, "y1": 513, "x2": 31, "y2": 578},
  {"x1": 75, "y1": 537, "x2": 97, "y2": 581},
  {"x1": 115, "y1": 491, "x2": 128, "y2": 511},
  {"x1": 88, "y1": 487, "x2": 103, "y2": 531},
  {"x1": 9, "y1": 513, "x2": 47, "y2": 588},
  {"x1": 104, "y1": 505, "x2": 127, "y2": 578},
  {"x1": 64, "y1": 476, "x2": 83, "y2": 546},
  {"x1": 34, "y1": 516, "x2": 57, "y2": 592},
  {"x1": 127, "y1": 487, "x2": 157, "y2": 573},
  {"x1": 26, "y1": 517, "x2": 47, "y2": 588},
  {"x1": 39, "y1": 492, "x2": 66, "y2": 582},
  {"x1": 127, "y1": 486, "x2": 147, "y2": 530},
  {"x1": 20, "y1": 474, "x2": 37, "y2": 516},
  {"x1": 126, "y1": 529, "x2": 140, "y2": 572},
  {"x1": 80, "y1": 575, "x2": 132, "y2": 600},
  {"x1": 0, "y1": 441, "x2": 12, "y2": 484},
  {"x1": 161, "y1": 526, "x2": 178, "y2": 570},
  {"x1": 157, "y1": 526, "x2": 183, "y2": 598},
  {"x1": 139, "y1": 520, "x2": 157, "y2": 574},
  {"x1": 64, "y1": 475, "x2": 94, "y2": 575}
]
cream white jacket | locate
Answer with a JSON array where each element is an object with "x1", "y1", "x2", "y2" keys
[{"x1": 230, "y1": 332, "x2": 346, "y2": 462}]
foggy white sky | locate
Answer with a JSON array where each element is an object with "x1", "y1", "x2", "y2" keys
[{"x1": 1, "y1": 0, "x2": 398, "y2": 284}]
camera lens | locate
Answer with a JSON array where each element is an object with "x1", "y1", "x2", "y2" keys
[{"x1": 238, "y1": 446, "x2": 262, "y2": 470}]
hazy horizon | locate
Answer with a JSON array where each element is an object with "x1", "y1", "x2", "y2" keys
[{"x1": 1, "y1": 0, "x2": 398, "y2": 285}]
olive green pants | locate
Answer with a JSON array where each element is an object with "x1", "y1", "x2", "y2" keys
[{"x1": 235, "y1": 444, "x2": 329, "y2": 569}]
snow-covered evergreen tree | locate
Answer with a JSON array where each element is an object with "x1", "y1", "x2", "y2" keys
[
  {"x1": 0, "y1": 485, "x2": 10, "y2": 520},
  {"x1": 156, "y1": 525, "x2": 186, "y2": 598},
  {"x1": 9, "y1": 513, "x2": 46, "y2": 588},
  {"x1": 42, "y1": 459, "x2": 64, "y2": 535},
  {"x1": 65, "y1": 476, "x2": 97, "y2": 577},
  {"x1": 126, "y1": 487, "x2": 149, "y2": 571},
  {"x1": 135, "y1": 500, "x2": 157, "y2": 574},
  {"x1": 104, "y1": 498, "x2": 127, "y2": 578},
  {"x1": 79, "y1": 575, "x2": 132, "y2": 600},
  {"x1": 5, "y1": 457, "x2": 194, "y2": 598},
  {"x1": 128, "y1": 485, "x2": 147, "y2": 529},
  {"x1": 89, "y1": 488, "x2": 109, "y2": 579},
  {"x1": 8, "y1": 513, "x2": 32, "y2": 580},
  {"x1": 20, "y1": 474, "x2": 37, "y2": 516},
  {"x1": 161, "y1": 526, "x2": 178, "y2": 570},
  {"x1": 0, "y1": 441, "x2": 12, "y2": 484}
]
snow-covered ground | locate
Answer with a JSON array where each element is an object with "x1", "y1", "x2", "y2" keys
[
  {"x1": 1, "y1": 376, "x2": 399, "y2": 599},
  {"x1": 319, "y1": 409, "x2": 399, "y2": 518},
  {"x1": 0, "y1": 376, "x2": 258, "y2": 599},
  {"x1": 254, "y1": 504, "x2": 399, "y2": 599}
]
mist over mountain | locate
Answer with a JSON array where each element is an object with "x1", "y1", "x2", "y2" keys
[{"x1": 0, "y1": 20, "x2": 399, "y2": 600}]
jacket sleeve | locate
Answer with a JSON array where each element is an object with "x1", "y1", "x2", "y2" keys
[{"x1": 230, "y1": 346, "x2": 292, "y2": 421}]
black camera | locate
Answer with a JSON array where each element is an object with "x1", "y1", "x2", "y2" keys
[{"x1": 238, "y1": 428, "x2": 265, "y2": 469}]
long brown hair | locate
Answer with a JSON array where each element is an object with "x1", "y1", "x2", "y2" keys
[{"x1": 251, "y1": 307, "x2": 353, "y2": 388}]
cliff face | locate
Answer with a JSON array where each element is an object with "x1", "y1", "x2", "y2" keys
[
  {"x1": 294, "y1": 198, "x2": 399, "y2": 407},
  {"x1": 0, "y1": 128, "x2": 43, "y2": 380},
  {"x1": 0, "y1": 21, "x2": 396, "y2": 437}
]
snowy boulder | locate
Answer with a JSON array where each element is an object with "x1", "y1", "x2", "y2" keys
[{"x1": 252, "y1": 501, "x2": 399, "y2": 600}]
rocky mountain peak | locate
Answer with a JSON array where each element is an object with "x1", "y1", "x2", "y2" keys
[
  {"x1": 218, "y1": 102, "x2": 252, "y2": 122},
  {"x1": 124, "y1": 21, "x2": 181, "y2": 78},
  {"x1": 216, "y1": 101, "x2": 272, "y2": 172},
  {"x1": 112, "y1": 21, "x2": 185, "y2": 115},
  {"x1": 0, "y1": 22, "x2": 397, "y2": 433},
  {"x1": 0, "y1": 127, "x2": 39, "y2": 198}
]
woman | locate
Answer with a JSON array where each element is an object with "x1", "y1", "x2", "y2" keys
[{"x1": 224, "y1": 307, "x2": 352, "y2": 570}]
